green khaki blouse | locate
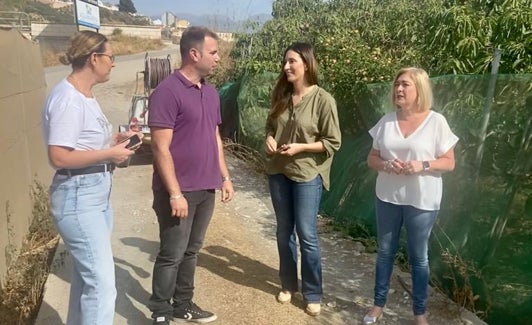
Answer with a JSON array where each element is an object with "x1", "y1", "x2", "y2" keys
[{"x1": 265, "y1": 85, "x2": 341, "y2": 190}]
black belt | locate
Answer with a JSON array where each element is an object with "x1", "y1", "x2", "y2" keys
[{"x1": 56, "y1": 163, "x2": 115, "y2": 176}]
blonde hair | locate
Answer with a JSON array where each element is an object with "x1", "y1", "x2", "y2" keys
[
  {"x1": 391, "y1": 67, "x2": 433, "y2": 112},
  {"x1": 59, "y1": 30, "x2": 108, "y2": 69}
]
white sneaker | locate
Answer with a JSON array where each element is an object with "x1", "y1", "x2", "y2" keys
[
  {"x1": 306, "y1": 303, "x2": 321, "y2": 316},
  {"x1": 277, "y1": 291, "x2": 292, "y2": 303}
]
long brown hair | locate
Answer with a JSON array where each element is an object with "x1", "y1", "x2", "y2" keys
[{"x1": 269, "y1": 42, "x2": 318, "y2": 119}]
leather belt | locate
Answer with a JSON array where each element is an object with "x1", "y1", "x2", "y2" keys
[{"x1": 56, "y1": 163, "x2": 115, "y2": 176}]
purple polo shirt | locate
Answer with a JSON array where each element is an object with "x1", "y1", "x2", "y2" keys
[{"x1": 148, "y1": 70, "x2": 222, "y2": 192}]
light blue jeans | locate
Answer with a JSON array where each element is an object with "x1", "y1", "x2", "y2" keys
[
  {"x1": 374, "y1": 198, "x2": 438, "y2": 315},
  {"x1": 268, "y1": 174, "x2": 323, "y2": 303},
  {"x1": 49, "y1": 172, "x2": 116, "y2": 325}
]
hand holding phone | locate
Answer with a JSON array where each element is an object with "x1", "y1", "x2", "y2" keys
[
  {"x1": 121, "y1": 134, "x2": 142, "y2": 149},
  {"x1": 276, "y1": 144, "x2": 287, "y2": 153}
]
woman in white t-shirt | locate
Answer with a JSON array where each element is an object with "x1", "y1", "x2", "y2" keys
[
  {"x1": 363, "y1": 67, "x2": 459, "y2": 325},
  {"x1": 42, "y1": 31, "x2": 140, "y2": 325}
]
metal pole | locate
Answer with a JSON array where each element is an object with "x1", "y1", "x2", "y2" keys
[
  {"x1": 474, "y1": 48, "x2": 501, "y2": 183},
  {"x1": 73, "y1": 0, "x2": 80, "y2": 31}
]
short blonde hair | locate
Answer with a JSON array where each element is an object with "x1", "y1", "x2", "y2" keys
[{"x1": 391, "y1": 67, "x2": 433, "y2": 112}]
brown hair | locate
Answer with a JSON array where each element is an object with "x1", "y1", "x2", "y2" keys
[
  {"x1": 59, "y1": 30, "x2": 108, "y2": 70},
  {"x1": 269, "y1": 42, "x2": 318, "y2": 119},
  {"x1": 179, "y1": 26, "x2": 219, "y2": 60}
]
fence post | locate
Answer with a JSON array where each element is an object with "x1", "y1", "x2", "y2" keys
[{"x1": 473, "y1": 48, "x2": 501, "y2": 183}]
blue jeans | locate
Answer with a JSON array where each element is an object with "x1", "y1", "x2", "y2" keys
[
  {"x1": 374, "y1": 198, "x2": 438, "y2": 315},
  {"x1": 148, "y1": 190, "x2": 215, "y2": 317},
  {"x1": 49, "y1": 172, "x2": 116, "y2": 325},
  {"x1": 268, "y1": 174, "x2": 323, "y2": 303}
]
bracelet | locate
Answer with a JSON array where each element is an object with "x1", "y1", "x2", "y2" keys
[
  {"x1": 382, "y1": 160, "x2": 393, "y2": 173},
  {"x1": 222, "y1": 176, "x2": 232, "y2": 182},
  {"x1": 169, "y1": 194, "x2": 183, "y2": 201}
]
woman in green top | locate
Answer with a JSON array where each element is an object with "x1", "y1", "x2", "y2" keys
[{"x1": 265, "y1": 42, "x2": 341, "y2": 316}]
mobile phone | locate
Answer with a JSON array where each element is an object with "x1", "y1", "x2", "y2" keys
[{"x1": 122, "y1": 134, "x2": 141, "y2": 149}]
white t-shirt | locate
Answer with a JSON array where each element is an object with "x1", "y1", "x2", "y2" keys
[
  {"x1": 368, "y1": 110, "x2": 459, "y2": 210},
  {"x1": 42, "y1": 79, "x2": 113, "y2": 156}
]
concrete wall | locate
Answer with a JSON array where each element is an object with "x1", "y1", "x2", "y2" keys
[
  {"x1": 99, "y1": 24, "x2": 161, "y2": 39},
  {"x1": 31, "y1": 23, "x2": 162, "y2": 40},
  {"x1": 0, "y1": 29, "x2": 51, "y2": 287}
]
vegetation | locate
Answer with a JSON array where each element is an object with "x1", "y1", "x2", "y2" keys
[
  {"x1": 0, "y1": 182, "x2": 58, "y2": 325},
  {"x1": 222, "y1": 0, "x2": 530, "y2": 139},
  {"x1": 99, "y1": 8, "x2": 151, "y2": 26},
  {"x1": 0, "y1": 0, "x2": 150, "y2": 25},
  {"x1": 218, "y1": 0, "x2": 531, "y2": 323},
  {"x1": 0, "y1": 0, "x2": 73, "y2": 24},
  {"x1": 40, "y1": 34, "x2": 165, "y2": 67},
  {"x1": 118, "y1": 0, "x2": 137, "y2": 14},
  {"x1": 208, "y1": 40, "x2": 236, "y2": 88},
  {"x1": 232, "y1": 0, "x2": 531, "y2": 77}
]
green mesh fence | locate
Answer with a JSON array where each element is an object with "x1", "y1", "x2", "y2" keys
[{"x1": 220, "y1": 73, "x2": 532, "y2": 324}]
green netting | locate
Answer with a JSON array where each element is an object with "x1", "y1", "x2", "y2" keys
[{"x1": 219, "y1": 73, "x2": 532, "y2": 324}]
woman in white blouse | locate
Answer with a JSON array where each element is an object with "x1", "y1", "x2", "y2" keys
[{"x1": 364, "y1": 67, "x2": 459, "y2": 325}]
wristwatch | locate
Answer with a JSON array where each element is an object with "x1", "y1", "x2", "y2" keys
[{"x1": 422, "y1": 161, "x2": 430, "y2": 171}]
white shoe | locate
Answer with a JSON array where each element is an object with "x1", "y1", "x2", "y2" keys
[
  {"x1": 363, "y1": 309, "x2": 383, "y2": 324},
  {"x1": 306, "y1": 303, "x2": 321, "y2": 316},
  {"x1": 277, "y1": 291, "x2": 292, "y2": 303}
]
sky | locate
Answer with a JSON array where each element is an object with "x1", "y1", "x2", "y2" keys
[{"x1": 110, "y1": 0, "x2": 274, "y2": 20}]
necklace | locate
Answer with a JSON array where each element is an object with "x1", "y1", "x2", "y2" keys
[
  {"x1": 68, "y1": 75, "x2": 93, "y2": 98},
  {"x1": 292, "y1": 85, "x2": 315, "y2": 104}
]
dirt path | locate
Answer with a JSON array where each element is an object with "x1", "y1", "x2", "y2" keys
[{"x1": 37, "y1": 79, "x2": 487, "y2": 325}]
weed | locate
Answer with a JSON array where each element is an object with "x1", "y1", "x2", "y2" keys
[
  {"x1": 208, "y1": 40, "x2": 236, "y2": 88},
  {"x1": 0, "y1": 181, "x2": 59, "y2": 325},
  {"x1": 431, "y1": 222, "x2": 489, "y2": 319},
  {"x1": 112, "y1": 28, "x2": 123, "y2": 36},
  {"x1": 4, "y1": 201, "x2": 16, "y2": 267},
  {"x1": 224, "y1": 139, "x2": 266, "y2": 173}
]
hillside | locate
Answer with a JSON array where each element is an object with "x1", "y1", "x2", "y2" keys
[
  {"x1": 0, "y1": 0, "x2": 150, "y2": 25},
  {"x1": 161, "y1": 12, "x2": 271, "y2": 32}
]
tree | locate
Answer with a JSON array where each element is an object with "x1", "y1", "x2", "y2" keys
[
  {"x1": 118, "y1": 0, "x2": 137, "y2": 14},
  {"x1": 422, "y1": 0, "x2": 532, "y2": 74}
]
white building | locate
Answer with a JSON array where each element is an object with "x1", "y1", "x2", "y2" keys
[{"x1": 101, "y1": 1, "x2": 119, "y2": 11}]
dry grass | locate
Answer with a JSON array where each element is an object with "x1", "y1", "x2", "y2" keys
[
  {"x1": 40, "y1": 33, "x2": 165, "y2": 67},
  {"x1": 208, "y1": 39, "x2": 236, "y2": 87},
  {"x1": 0, "y1": 182, "x2": 59, "y2": 325},
  {"x1": 224, "y1": 139, "x2": 266, "y2": 173},
  {"x1": 107, "y1": 32, "x2": 165, "y2": 55}
]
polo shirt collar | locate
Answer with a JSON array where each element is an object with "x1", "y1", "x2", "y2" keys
[{"x1": 174, "y1": 70, "x2": 206, "y2": 88}]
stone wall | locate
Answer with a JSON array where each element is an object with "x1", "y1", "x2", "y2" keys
[
  {"x1": 0, "y1": 29, "x2": 50, "y2": 286},
  {"x1": 31, "y1": 23, "x2": 162, "y2": 40}
]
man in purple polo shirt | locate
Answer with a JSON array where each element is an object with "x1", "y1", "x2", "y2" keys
[{"x1": 147, "y1": 26, "x2": 234, "y2": 325}]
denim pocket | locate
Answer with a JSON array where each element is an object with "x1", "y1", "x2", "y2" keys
[
  {"x1": 77, "y1": 172, "x2": 106, "y2": 188},
  {"x1": 50, "y1": 178, "x2": 76, "y2": 224},
  {"x1": 50, "y1": 173, "x2": 111, "y2": 223}
]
